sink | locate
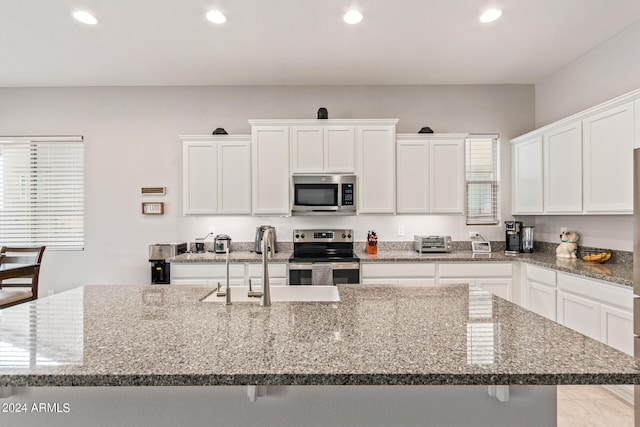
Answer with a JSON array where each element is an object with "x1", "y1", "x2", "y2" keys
[{"x1": 201, "y1": 285, "x2": 340, "y2": 303}]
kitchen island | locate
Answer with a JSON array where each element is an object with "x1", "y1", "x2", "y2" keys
[{"x1": 0, "y1": 284, "x2": 638, "y2": 426}]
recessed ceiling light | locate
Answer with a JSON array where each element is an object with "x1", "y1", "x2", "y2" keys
[
  {"x1": 344, "y1": 9, "x2": 364, "y2": 25},
  {"x1": 479, "y1": 8, "x2": 502, "y2": 23},
  {"x1": 73, "y1": 11, "x2": 98, "y2": 25},
  {"x1": 206, "y1": 10, "x2": 227, "y2": 24}
]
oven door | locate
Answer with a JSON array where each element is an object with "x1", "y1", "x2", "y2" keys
[{"x1": 289, "y1": 262, "x2": 360, "y2": 285}]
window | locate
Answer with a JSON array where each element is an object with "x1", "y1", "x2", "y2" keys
[
  {"x1": 0, "y1": 136, "x2": 84, "y2": 250},
  {"x1": 465, "y1": 135, "x2": 499, "y2": 225}
]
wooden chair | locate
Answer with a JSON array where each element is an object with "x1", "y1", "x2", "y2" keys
[{"x1": 0, "y1": 246, "x2": 46, "y2": 309}]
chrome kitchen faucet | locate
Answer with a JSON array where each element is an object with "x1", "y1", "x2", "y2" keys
[{"x1": 260, "y1": 227, "x2": 274, "y2": 307}]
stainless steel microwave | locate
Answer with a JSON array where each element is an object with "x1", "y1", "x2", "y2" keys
[{"x1": 291, "y1": 174, "x2": 356, "y2": 215}]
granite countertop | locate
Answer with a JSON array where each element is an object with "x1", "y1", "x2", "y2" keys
[
  {"x1": 0, "y1": 284, "x2": 638, "y2": 387},
  {"x1": 357, "y1": 249, "x2": 633, "y2": 287},
  {"x1": 170, "y1": 247, "x2": 633, "y2": 288}
]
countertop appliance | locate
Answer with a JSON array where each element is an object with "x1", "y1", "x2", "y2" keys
[
  {"x1": 291, "y1": 174, "x2": 356, "y2": 215},
  {"x1": 255, "y1": 225, "x2": 277, "y2": 254},
  {"x1": 289, "y1": 229, "x2": 360, "y2": 285},
  {"x1": 521, "y1": 225, "x2": 534, "y2": 253},
  {"x1": 414, "y1": 235, "x2": 452, "y2": 253},
  {"x1": 633, "y1": 148, "x2": 640, "y2": 426},
  {"x1": 148, "y1": 242, "x2": 187, "y2": 284},
  {"x1": 504, "y1": 221, "x2": 523, "y2": 254},
  {"x1": 214, "y1": 234, "x2": 231, "y2": 253}
]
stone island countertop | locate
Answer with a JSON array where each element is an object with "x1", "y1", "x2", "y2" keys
[{"x1": 0, "y1": 284, "x2": 638, "y2": 387}]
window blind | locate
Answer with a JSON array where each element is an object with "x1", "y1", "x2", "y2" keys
[
  {"x1": 465, "y1": 135, "x2": 499, "y2": 225},
  {"x1": 0, "y1": 136, "x2": 84, "y2": 250}
]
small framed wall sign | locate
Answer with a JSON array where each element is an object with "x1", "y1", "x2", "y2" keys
[
  {"x1": 141, "y1": 187, "x2": 166, "y2": 196},
  {"x1": 142, "y1": 202, "x2": 164, "y2": 215}
]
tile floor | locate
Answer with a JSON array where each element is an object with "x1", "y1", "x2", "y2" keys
[{"x1": 558, "y1": 385, "x2": 633, "y2": 426}]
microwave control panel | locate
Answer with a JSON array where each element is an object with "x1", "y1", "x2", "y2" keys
[{"x1": 342, "y1": 184, "x2": 354, "y2": 205}]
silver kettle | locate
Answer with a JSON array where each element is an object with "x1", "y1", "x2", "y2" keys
[{"x1": 254, "y1": 226, "x2": 276, "y2": 254}]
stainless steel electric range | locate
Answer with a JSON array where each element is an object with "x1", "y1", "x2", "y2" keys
[{"x1": 288, "y1": 229, "x2": 360, "y2": 285}]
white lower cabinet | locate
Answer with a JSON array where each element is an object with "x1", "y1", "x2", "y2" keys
[
  {"x1": 601, "y1": 304, "x2": 634, "y2": 356},
  {"x1": 438, "y1": 263, "x2": 513, "y2": 301},
  {"x1": 360, "y1": 263, "x2": 436, "y2": 286},
  {"x1": 527, "y1": 282, "x2": 557, "y2": 322},
  {"x1": 247, "y1": 263, "x2": 288, "y2": 287},
  {"x1": 170, "y1": 264, "x2": 245, "y2": 287},
  {"x1": 556, "y1": 272, "x2": 633, "y2": 355},
  {"x1": 557, "y1": 290, "x2": 600, "y2": 340},
  {"x1": 522, "y1": 265, "x2": 557, "y2": 321},
  {"x1": 170, "y1": 263, "x2": 288, "y2": 288}
]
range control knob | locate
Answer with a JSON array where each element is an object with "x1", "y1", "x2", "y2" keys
[
  {"x1": 295, "y1": 234, "x2": 300, "y2": 239},
  {"x1": 301, "y1": 234, "x2": 305, "y2": 239},
  {"x1": 342, "y1": 233, "x2": 347, "y2": 239},
  {"x1": 347, "y1": 234, "x2": 352, "y2": 238}
]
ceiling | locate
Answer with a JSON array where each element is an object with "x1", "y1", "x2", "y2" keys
[{"x1": 3, "y1": 0, "x2": 640, "y2": 87}]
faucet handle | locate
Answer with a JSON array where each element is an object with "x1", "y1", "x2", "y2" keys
[
  {"x1": 216, "y1": 282, "x2": 226, "y2": 297},
  {"x1": 248, "y1": 278, "x2": 263, "y2": 298}
]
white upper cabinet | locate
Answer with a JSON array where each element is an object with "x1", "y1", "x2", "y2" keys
[
  {"x1": 582, "y1": 102, "x2": 634, "y2": 213},
  {"x1": 357, "y1": 123, "x2": 398, "y2": 214},
  {"x1": 543, "y1": 122, "x2": 582, "y2": 213},
  {"x1": 250, "y1": 125, "x2": 290, "y2": 215},
  {"x1": 396, "y1": 134, "x2": 465, "y2": 214},
  {"x1": 290, "y1": 125, "x2": 355, "y2": 173},
  {"x1": 511, "y1": 135, "x2": 543, "y2": 214},
  {"x1": 218, "y1": 141, "x2": 252, "y2": 214},
  {"x1": 396, "y1": 138, "x2": 430, "y2": 213},
  {"x1": 430, "y1": 138, "x2": 465, "y2": 213},
  {"x1": 182, "y1": 135, "x2": 251, "y2": 215},
  {"x1": 635, "y1": 99, "x2": 640, "y2": 148},
  {"x1": 290, "y1": 126, "x2": 324, "y2": 173},
  {"x1": 324, "y1": 126, "x2": 356, "y2": 172},
  {"x1": 512, "y1": 89, "x2": 639, "y2": 216}
]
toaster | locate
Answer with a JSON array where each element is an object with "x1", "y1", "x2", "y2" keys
[{"x1": 414, "y1": 235, "x2": 452, "y2": 253}]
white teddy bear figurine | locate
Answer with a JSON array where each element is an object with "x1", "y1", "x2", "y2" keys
[{"x1": 556, "y1": 230, "x2": 579, "y2": 258}]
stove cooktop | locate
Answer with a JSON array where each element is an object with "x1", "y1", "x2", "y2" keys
[{"x1": 289, "y1": 254, "x2": 360, "y2": 263}]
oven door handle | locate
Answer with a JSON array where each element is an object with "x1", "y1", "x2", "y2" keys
[{"x1": 289, "y1": 262, "x2": 360, "y2": 270}]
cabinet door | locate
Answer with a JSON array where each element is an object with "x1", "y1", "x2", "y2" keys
[
  {"x1": 476, "y1": 278, "x2": 512, "y2": 301},
  {"x1": 544, "y1": 122, "x2": 582, "y2": 213},
  {"x1": 557, "y1": 290, "x2": 600, "y2": 340},
  {"x1": 600, "y1": 304, "x2": 633, "y2": 356},
  {"x1": 512, "y1": 136, "x2": 543, "y2": 214},
  {"x1": 635, "y1": 99, "x2": 640, "y2": 148},
  {"x1": 430, "y1": 139, "x2": 464, "y2": 213},
  {"x1": 357, "y1": 126, "x2": 396, "y2": 213},
  {"x1": 396, "y1": 140, "x2": 429, "y2": 213},
  {"x1": 583, "y1": 102, "x2": 634, "y2": 213},
  {"x1": 324, "y1": 126, "x2": 355, "y2": 172},
  {"x1": 183, "y1": 141, "x2": 218, "y2": 214},
  {"x1": 527, "y1": 282, "x2": 557, "y2": 321},
  {"x1": 218, "y1": 141, "x2": 251, "y2": 214},
  {"x1": 252, "y1": 126, "x2": 290, "y2": 215},
  {"x1": 291, "y1": 126, "x2": 324, "y2": 173}
]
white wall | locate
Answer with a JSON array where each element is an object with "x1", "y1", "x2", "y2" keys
[
  {"x1": 532, "y1": 21, "x2": 640, "y2": 252},
  {"x1": 0, "y1": 85, "x2": 534, "y2": 293},
  {"x1": 535, "y1": 20, "x2": 640, "y2": 127}
]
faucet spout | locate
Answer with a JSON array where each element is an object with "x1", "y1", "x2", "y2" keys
[{"x1": 260, "y1": 228, "x2": 274, "y2": 307}]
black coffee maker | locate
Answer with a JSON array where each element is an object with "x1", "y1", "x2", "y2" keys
[{"x1": 504, "y1": 221, "x2": 523, "y2": 254}]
